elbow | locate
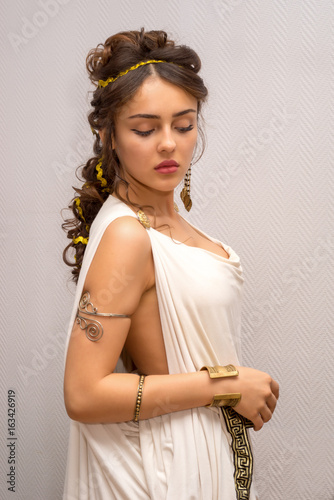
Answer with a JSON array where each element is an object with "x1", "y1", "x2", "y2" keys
[
  {"x1": 64, "y1": 391, "x2": 83, "y2": 422},
  {"x1": 64, "y1": 400, "x2": 81, "y2": 422},
  {"x1": 64, "y1": 382, "x2": 112, "y2": 424},
  {"x1": 64, "y1": 384, "x2": 92, "y2": 423}
]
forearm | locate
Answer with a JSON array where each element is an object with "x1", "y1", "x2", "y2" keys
[{"x1": 65, "y1": 370, "x2": 228, "y2": 424}]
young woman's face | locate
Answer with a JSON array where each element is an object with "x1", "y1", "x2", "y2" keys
[{"x1": 112, "y1": 76, "x2": 198, "y2": 195}]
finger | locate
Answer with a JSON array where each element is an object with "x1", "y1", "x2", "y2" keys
[
  {"x1": 252, "y1": 414, "x2": 264, "y2": 432},
  {"x1": 259, "y1": 405, "x2": 273, "y2": 423},
  {"x1": 265, "y1": 393, "x2": 278, "y2": 413},
  {"x1": 271, "y1": 379, "x2": 279, "y2": 399}
]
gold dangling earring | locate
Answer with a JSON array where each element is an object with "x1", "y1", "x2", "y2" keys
[{"x1": 180, "y1": 164, "x2": 192, "y2": 212}]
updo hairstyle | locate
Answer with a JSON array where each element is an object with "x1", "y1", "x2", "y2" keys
[{"x1": 62, "y1": 28, "x2": 208, "y2": 282}]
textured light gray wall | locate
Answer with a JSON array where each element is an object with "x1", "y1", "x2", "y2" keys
[{"x1": 1, "y1": 1, "x2": 333, "y2": 499}]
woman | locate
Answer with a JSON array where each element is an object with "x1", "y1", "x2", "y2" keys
[{"x1": 62, "y1": 28, "x2": 279, "y2": 500}]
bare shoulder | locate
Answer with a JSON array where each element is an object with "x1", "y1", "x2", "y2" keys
[
  {"x1": 101, "y1": 215, "x2": 151, "y2": 256},
  {"x1": 84, "y1": 216, "x2": 154, "y2": 313}
]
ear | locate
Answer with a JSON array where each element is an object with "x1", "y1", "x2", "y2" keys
[
  {"x1": 99, "y1": 129, "x2": 116, "y2": 149},
  {"x1": 98, "y1": 130, "x2": 105, "y2": 144}
]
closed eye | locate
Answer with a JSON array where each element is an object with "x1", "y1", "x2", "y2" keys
[
  {"x1": 131, "y1": 124, "x2": 194, "y2": 137},
  {"x1": 177, "y1": 125, "x2": 194, "y2": 133},
  {"x1": 131, "y1": 129, "x2": 154, "y2": 137}
]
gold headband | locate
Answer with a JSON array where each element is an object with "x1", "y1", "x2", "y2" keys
[{"x1": 98, "y1": 59, "x2": 179, "y2": 88}]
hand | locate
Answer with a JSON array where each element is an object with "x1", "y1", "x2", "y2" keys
[{"x1": 224, "y1": 366, "x2": 279, "y2": 431}]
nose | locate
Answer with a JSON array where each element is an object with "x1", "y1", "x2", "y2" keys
[{"x1": 157, "y1": 127, "x2": 176, "y2": 153}]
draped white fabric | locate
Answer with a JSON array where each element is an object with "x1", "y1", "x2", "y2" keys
[
  {"x1": 63, "y1": 195, "x2": 257, "y2": 500},
  {"x1": 3, "y1": 3, "x2": 334, "y2": 498}
]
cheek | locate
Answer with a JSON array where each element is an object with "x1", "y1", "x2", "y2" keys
[
  {"x1": 117, "y1": 138, "x2": 151, "y2": 167},
  {"x1": 186, "y1": 135, "x2": 198, "y2": 155}
]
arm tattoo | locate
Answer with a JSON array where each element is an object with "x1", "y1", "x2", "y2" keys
[{"x1": 75, "y1": 291, "x2": 130, "y2": 342}]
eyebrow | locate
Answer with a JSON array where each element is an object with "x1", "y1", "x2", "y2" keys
[{"x1": 127, "y1": 108, "x2": 197, "y2": 120}]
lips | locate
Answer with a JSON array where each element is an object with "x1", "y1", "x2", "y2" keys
[
  {"x1": 154, "y1": 160, "x2": 179, "y2": 174},
  {"x1": 155, "y1": 160, "x2": 179, "y2": 169}
]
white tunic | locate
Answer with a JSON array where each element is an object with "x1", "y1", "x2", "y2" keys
[{"x1": 63, "y1": 195, "x2": 257, "y2": 500}]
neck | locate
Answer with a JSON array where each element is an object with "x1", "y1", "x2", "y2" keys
[{"x1": 117, "y1": 181, "x2": 178, "y2": 218}]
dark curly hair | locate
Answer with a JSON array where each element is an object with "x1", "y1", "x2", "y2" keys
[{"x1": 62, "y1": 28, "x2": 208, "y2": 283}]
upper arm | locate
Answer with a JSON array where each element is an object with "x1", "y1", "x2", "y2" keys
[
  {"x1": 64, "y1": 216, "x2": 154, "y2": 409},
  {"x1": 84, "y1": 216, "x2": 153, "y2": 316}
]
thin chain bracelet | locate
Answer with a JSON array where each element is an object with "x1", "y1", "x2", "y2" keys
[{"x1": 133, "y1": 375, "x2": 145, "y2": 422}]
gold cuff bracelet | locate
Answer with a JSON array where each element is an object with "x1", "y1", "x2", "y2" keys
[
  {"x1": 200, "y1": 364, "x2": 239, "y2": 378},
  {"x1": 207, "y1": 393, "x2": 241, "y2": 408},
  {"x1": 201, "y1": 364, "x2": 241, "y2": 408}
]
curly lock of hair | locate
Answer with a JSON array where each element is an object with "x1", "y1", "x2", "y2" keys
[{"x1": 62, "y1": 27, "x2": 208, "y2": 283}]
